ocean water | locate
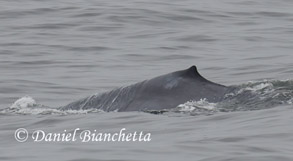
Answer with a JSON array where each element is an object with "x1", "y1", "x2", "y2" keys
[{"x1": 0, "y1": 0, "x2": 293, "y2": 160}]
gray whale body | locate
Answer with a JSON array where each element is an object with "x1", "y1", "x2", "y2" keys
[{"x1": 60, "y1": 66, "x2": 229, "y2": 112}]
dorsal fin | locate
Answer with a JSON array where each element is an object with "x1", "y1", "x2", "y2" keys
[
  {"x1": 183, "y1": 65, "x2": 207, "y2": 81},
  {"x1": 186, "y1": 65, "x2": 199, "y2": 76}
]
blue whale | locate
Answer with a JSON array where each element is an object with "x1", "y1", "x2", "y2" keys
[{"x1": 60, "y1": 66, "x2": 229, "y2": 112}]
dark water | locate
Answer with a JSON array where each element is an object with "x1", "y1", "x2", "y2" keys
[{"x1": 0, "y1": 0, "x2": 293, "y2": 160}]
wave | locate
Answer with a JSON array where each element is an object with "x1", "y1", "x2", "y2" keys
[
  {"x1": 174, "y1": 79, "x2": 293, "y2": 115},
  {"x1": 0, "y1": 96, "x2": 103, "y2": 115}
]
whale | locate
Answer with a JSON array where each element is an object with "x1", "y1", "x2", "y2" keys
[{"x1": 60, "y1": 66, "x2": 229, "y2": 112}]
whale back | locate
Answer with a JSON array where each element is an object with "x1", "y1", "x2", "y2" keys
[
  {"x1": 60, "y1": 66, "x2": 228, "y2": 112},
  {"x1": 123, "y1": 66, "x2": 227, "y2": 111}
]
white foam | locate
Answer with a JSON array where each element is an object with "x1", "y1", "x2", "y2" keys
[
  {"x1": 224, "y1": 92, "x2": 236, "y2": 98},
  {"x1": 288, "y1": 98, "x2": 293, "y2": 105},
  {"x1": 177, "y1": 98, "x2": 217, "y2": 112},
  {"x1": 247, "y1": 83, "x2": 272, "y2": 91},
  {"x1": 233, "y1": 82, "x2": 274, "y2": 96},
  {"x1": 10, "y1": 96, "x2": 37, "y2": 109},
  {"x1": 240, "y1": 83, "x2": 272, "y2": 93},
  {"x1": 4, "y1": 96, "x2": 103, "y2": 115}
]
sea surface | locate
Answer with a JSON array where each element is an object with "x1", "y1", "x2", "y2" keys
[{"x1": 0, "y1": 0, "x2": 293, "y2": 160}]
